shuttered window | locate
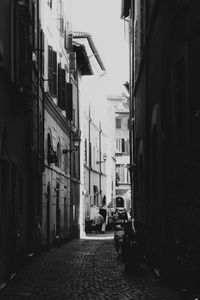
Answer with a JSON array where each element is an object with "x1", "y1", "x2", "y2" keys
[
  {"x1": 66, "y1": 82, "x2": 73, "y2": 120},
  {"x1": 122, "y1": 138, "x2": 125, "y2": 153},
  {"x1": 48, "y1": 46, "x2": 57, "y2": 96},
  {"x1": 52, "y1": 50, "x2": 57, "y2": 96},
  {"x1": 116, "y1": 118, "x2": 121, "y2": 129},
  {"x1": 40, "y1": 30, "x2": 45, "y2": 75},
  {"x1": 48, "y1": 46, "x2": 53, "y2": 93},
  {"x1": 58, "y1": 63, "x2": 66, "y2": 110}
]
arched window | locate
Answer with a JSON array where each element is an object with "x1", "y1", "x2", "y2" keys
[
  {"x1": 56, "y1": 143, "x2": 61, "y2": 168},
  {"x1": 47, "y1": 133, "x2": 57, "y2": 165},
  {"x1": 64, "y1": 145, "x2": 69, "y2": 174}
]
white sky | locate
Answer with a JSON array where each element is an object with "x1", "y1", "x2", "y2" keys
[{"x1": 70, "y1": 0, "x2": 129, "y2": 95}]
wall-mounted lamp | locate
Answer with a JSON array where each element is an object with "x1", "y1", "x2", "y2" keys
[
  {"x1": 96, "y1": 153, "x2": 107, "y2": 164},
  {"x1": 62, "y1": 131, "x2": 81, "y2": 154}
]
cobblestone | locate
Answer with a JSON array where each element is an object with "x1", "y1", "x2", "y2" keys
[{"x1": 0, "y1": 236, "x2": 181, "y2": 300}]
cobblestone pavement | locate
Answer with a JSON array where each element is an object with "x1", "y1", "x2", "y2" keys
[{"x1": 0, "y1": 236, "x2": 181, "y2": 300}]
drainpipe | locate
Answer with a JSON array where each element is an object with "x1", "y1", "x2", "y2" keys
[
  {"x1": 88, "y1": 107, "x2": 91, "y2": 197},
  {"x1": 99, "y1": 122, "x2": 102, "y2": 205}
]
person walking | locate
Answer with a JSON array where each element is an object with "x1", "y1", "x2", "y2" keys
[
  {"x1": 100, "y1": 196, "x2": 107, "y2": 233},
  {"x1": 93, "y1": 211, "x2": 104, "y2": 234}
]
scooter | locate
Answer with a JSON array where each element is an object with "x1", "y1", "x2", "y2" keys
[
  {"x1": 114, "y1": 219, "x2": 127, "y2": 259},
  {"x1": 122, "y1": 220, "x2": 145, "y2": 274}
]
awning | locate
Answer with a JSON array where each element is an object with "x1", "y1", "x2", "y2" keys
[
  {"x1": 73, "y1": 42, "x2": 93, "y2": 76},
  {"x1": 73, "y1": 32, "x2": 106, "y2": 72},
  {"x1": 121, "y1": 0, "x2": 131, "y2": 19}
]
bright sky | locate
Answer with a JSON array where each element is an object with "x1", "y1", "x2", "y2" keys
[{"x1": 70, "y1": 0, "x2": 129, "y2": 95}]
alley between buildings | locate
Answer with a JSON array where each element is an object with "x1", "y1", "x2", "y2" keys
[{"x1": 0, "y1": 235, "x2": 181, "y2": 300}]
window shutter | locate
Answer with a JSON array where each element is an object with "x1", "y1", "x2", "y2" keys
[
  {"x1": 121, "y1": 138, "x2": 125, "y2": 153},
  {"x1": 65, "y1": 82, "x2": 73, "y2": 120},
  {"x1": 48, "y1": 46, "x2": 53, "y2": 93},
  {"x1": 57, "y1": 64, "x2": 66, "y2": 110},
  {"x1": 52, "y1": 50, "x2": 57, "y2": 96},
  {"x1": 127, "y1": 139, "x2": 130, "y2": 155},
  {"x1": 57, "y1": 63, "x2": 62, "y2": 107},
  {"x1": 40, "y1": 30, "x2": 44, "y2": 75},
  {"x1": 61, "y1": 69, "x2": 66, "y2": 104}
]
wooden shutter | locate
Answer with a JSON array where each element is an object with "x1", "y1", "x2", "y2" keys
[
  {"x1": 121, "y1": 138, "x2": 125, "y2": 153},
  {"x1": 65, "y1": 82, "x2": 73, "y2": 120},
  {"x1": 48, "y1": 46, "x2": 53, "y2": 93},
  {"x1": 52, "y1": 50, "x2": 57, "y2": 96},
  {"x1": 58, "y1": 64, "x2": 66, "y2": 110},
  {"x1": 40, "y1": 30, "x2": 45, "y2": 75}
]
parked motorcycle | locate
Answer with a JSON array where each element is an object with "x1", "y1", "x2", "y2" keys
[
  {"x1": 114, "y1": 219, "x2": 127, "y2": 258},
  {"x1": 114, "y1": 217, "x2": 145, "y2": 274}
]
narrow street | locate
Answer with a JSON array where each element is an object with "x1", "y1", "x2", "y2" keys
[{"x1": 0, "y1": 235, "x2": 181, "y2": 300}]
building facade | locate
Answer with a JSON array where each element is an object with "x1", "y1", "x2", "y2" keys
[
  {"x1": 0, "y1": 0, "x2": 43, "y2": 286},
  {"x1": 40, "y1": 0, "x2": 82, "y2": 247},
  {"x1": 72, "y1": 33, "x2": 110, "y2": 234},
  {"x1": 107, "y1": 95, "x2": 131, "y2": 210},
  {"x1": 126, "y1": 0, "x2": 200, "y2": 280}
]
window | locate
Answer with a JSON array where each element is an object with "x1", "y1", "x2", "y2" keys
[
  {"x1": 121, "y1": 138, "x2": 125, "y2": 153},
  {"x1": 116, "y1": 138, "x2": 126, "y2": 153},
  {"x1": 64, "y1": 146, "x2": 69, "y2": 174},
  {"x1": 116, "y1": 164, "x2": 129, "y2": 183},
  {"x1": 56, "y1": 143, "x2": 61, "y2": 168},
  {"x1": 47, "y1": 133, "x2": 57, "y2": 164},
  {"x1": 116, "y1": 138, "x2": 121, "y2": 152},
  {"x1": 116, "y1": 118, "x2": 121, "y2": 129},
  {"x1": 58, "y1": 63, "x2": 66, "y2": 110},
  {"x1": 40, "y1": 30, "x2": 45, "y2": 75},
  {"x1": 52, "y1": 51, "x2": 57, "y2": 96},
  {"x1": 66, "y1": 83, "x2": 73, "y2": 121},
  {"x1": 126, "y1": 139, "x2": 130, "y2": 155},
  {"x1": 48, "y1": 46, "x2": 57, "y2": 96},
  {"x1": 48, "y1": 46, "x2": 53, "y2": 93}
]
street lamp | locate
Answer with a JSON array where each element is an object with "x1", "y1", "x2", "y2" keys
[
  {"x1": 62, "y1": 131, "x2": 81, "y2": 154},
  {"x1": 96, "y1": 153, "x2": 107, "y2": 164}
]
